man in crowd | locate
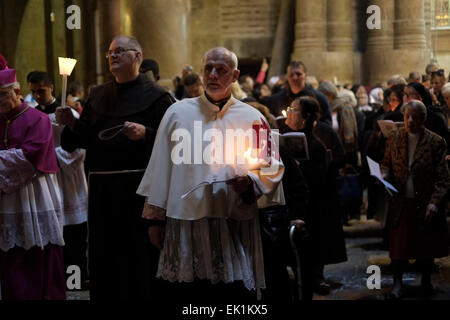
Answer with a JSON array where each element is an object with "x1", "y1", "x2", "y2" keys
[
  {"x1": 29, "y1": 71, "x2": 60, "y2": 114},
  {"x1": 140, "y1": 58, "x2": 160, "y2": 83},
  {"x1": 183, "y1": 73, "x2": 204, "y2": 98},
  {"x1": 137, "y1": 47, "x2": 284, "y2": 302},
  {"x1": 56, "y1": 35, "x2": 175, "y2": 300},
  {"x1": 262, "y1": 61, "x2": 331, "y2": 125},
  {"x1": 0, "y1": 55, "x2": 65, "y2": 299}
]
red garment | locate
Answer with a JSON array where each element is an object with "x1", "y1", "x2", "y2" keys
[
  {"x1": 0, "y1": 102, "x2": 58, "y2": 173},
  {"x1": 0, "y1": 244, "x2": 66, "y2": 300},
  {"x1": 256, "y1": 70, "x2": 266, "y2": 84},
  {"x1": 389, "y1": 198, "x2": 449, "y2": 260}
]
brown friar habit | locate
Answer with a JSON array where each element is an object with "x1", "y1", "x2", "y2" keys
[{"x1": 61, "y1": 74, "x2": 175, "y2": 300}]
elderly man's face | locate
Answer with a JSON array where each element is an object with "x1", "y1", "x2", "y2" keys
[
  {"x1": 108, "y1": 37, "x2": 139, "y2": 74},
  {"x1": 0, "y1": 87, "x2": 20, "y2": 116},
  {"x1": 202, "y1": 51, "x2": 239, "y2": 101}
]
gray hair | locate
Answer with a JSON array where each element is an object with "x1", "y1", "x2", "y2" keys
[
  {"x1": 442, "y1": 82, "x2": 450, "y2": 97},
  {"x1": 202, "y1": 47, "x2": 238, "y2": 70},
  {"x1": 401, "y1": 99, "x2": 427, "y2": 120},
  {"x1": 112, "y1": 35, "x2": 143, "y2": 63},
  {"x1": 2, "y1": 82, "x2": 20, "y2": 90},
  {"x1": 318, "y1": 81, "x2": 339, "y2": 99},
  {"x1": 337, "y1": 89, "x2": 357, "y2": 108},
  {"x1": 387, "y1": 74, "x2": 407, "y2": 86}
]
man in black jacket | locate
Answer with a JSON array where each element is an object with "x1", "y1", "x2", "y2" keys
[{"x1": 261, "y1": 61, "x2": 332, "y2": 126}]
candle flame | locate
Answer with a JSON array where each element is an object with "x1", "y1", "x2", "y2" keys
[{"x1": 282, "y1": 110, "x2": 287, "y2": 117}]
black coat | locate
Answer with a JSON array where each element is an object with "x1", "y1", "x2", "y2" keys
[
  {"x1": 261, "y1": 86, "x2": 332, "y2": 126},
  {"x1": 280, "y1": 126, "x2": 348, "y2": 265}
]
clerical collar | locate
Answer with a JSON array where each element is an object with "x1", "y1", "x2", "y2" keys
[
  {"x1": 39, "y1": 97, "x2": 56, "y2": 110},
  {"x1": 204, "y1": 92, "x2": 231, "y2": 110}
]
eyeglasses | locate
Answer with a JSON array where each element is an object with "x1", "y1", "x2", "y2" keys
[
  {"x1": 105, "y1": 48, "x2": 138, "y2": 59},
  {"x1": 431, "y1": 69, "x2": 445, "y2": 77},
  {"x1": 287, "y1": 106, "x2": 300, "y2": 113}
]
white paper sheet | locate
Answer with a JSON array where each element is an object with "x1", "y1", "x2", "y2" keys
[{"x1": 366, "y1": 156, "x2": 398, "y2": 196}]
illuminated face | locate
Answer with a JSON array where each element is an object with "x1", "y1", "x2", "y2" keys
[
  {"x1": 107, "y1": 37, "x2": 140, "y2": 73},
  {"x1": 389, "y1": 92, "x2": 401, "y2": 111},
  {"x1": 29, "y1": 81, "x2": 54, "y2": 106},
  {"x1": 404, "y1": 86, "x2": 422, "y2": 103},
  {"x1": 202, "y1": 50, "x2": 239, "y2": 101},
  {"x1": 285, "y1": 99, "x2": 305, "y2": 131},
  {"x1": 0, "y1": 87, "x2": 20, "y2": 116},
  {"x1": 404, "y1": 107, "x2": 426, "y2": 134},
  {"x1": 287, "y1": 66, "x2": 306, "y2": 93}
]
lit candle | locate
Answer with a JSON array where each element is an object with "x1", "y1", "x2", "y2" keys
[{"x1": 58, "y1": 57, "x2": 77, "y2": 109}]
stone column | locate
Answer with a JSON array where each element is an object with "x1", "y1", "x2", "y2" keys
[
  {"x1": 268, "y1": 0, "x2": 295, "y2": 79},
  {"x1": 97, "y1": 0, "x2": 121, "y2": 82},
  {"x1": 366, "y1": 0, "x2": 394, "y2": 51},
  {"x1": 327, "y1": 0, "x2": 353, "y2": 52},
  {"x1": 123, "y1": 0, "x2": 191, "y2": 88},
  {"x1": 394, "y1": 0, "x2": 427, "y2": 49},
  {"x1": 424, "y1": 0, "x2": 433, "y2": 51},
  {"x1": 292, "y1": 0, "x2": 327, "y2": 54}
]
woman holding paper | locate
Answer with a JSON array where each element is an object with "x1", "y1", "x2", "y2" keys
[{"x1": 382, "y1": 100, "x2": 449, "y2": 299}]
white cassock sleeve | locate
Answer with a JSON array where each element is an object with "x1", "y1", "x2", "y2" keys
[
  {"x1": 0, "y1": 148, "x2": 37, "y2": 194},
  {"x1": 136, "y1": 108, "x2": 175, "y2": 212}
]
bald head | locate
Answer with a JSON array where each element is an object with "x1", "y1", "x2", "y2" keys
[
  {"x1": 201, "y1": 47, "x2": 240, "y2": 101},
  {"x1": 202, "y1": 47, "x2": 238, "y2": 70}
]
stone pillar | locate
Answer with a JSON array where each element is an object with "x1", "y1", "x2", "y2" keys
[
  {"x1": 268, "y1": 0, "x2": 295, "y2": 79},
  {"x1": 292, "y1": 0, "x2": 327, "y2": 54},
  {"x1": 327, "y1": 0, "x2": 353, "y2": 52},
  {"x1": 366, "y1": 0, "x2": 394, "y2": 51},
  {"x1": 123, "y1": 0, "x2": 191, "y2": 88},
  {"x1": 394, "y1": 0, "x2": 427, "y2": 49},
  {"x1": 97, "y1": 0, "x2": 121, "y2": 82},
  {"x1": 424, "y1": 0, "x2": 433, "y2": 52}
]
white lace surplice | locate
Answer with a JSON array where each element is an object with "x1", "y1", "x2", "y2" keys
[
  {"x1": 55, "y1": 147, "x2": 88, "y2": 226},
  {"x1": 0, "y1": 149, "x2": 64, "y2": 251},
  {"x1": 157, "y1": 216, "x2": 265, "y2": 291},
  {"x1": 52, "y1": 112, "x2": 88, "y2": 226}
]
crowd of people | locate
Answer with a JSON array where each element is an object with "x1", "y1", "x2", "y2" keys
[{"x1": 0, "y1": 34, "x2": 449, "y2": 301}]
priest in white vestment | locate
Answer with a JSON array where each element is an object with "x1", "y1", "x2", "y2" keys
[{"x1": 137, "y1": 47, "x2": 284, "y2": 301}]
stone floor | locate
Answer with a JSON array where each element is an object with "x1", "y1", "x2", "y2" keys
[{"x1": 67, "y1": 218, "x2": 450, "y2": 301}]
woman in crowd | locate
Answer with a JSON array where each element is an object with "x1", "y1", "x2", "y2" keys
[
  {"x1": 430, "y1": 69, "x2": 447, "y2": 107},
  {"x1": 384, "y1": 84, "x2": 406, "y2": 122},
  {"x1": 382, "y1": 100, "x2": 449, "y2": 299},
  {"x1": 283, "y1": 96, "x2": 347, "y2": 295},
  {"x1": 404, "y1": 82, "x2": 450, "y2": 154}
]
